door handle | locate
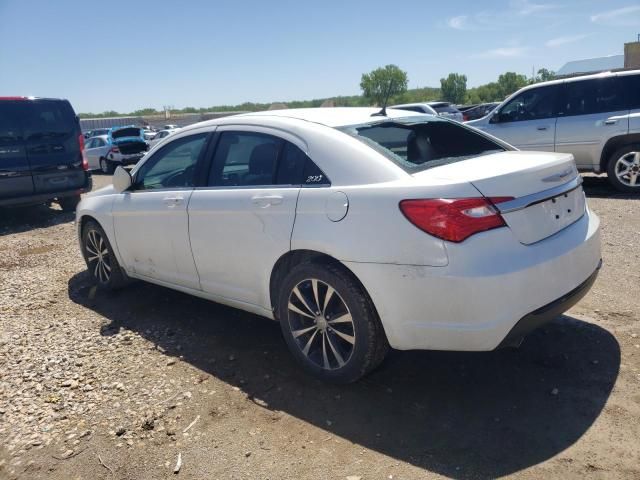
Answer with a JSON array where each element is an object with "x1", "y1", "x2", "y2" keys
[
  {"x1": 536, "y1": 126, "x2": 548, "y2": 131},
  {"x1": 252, "y1": 194, "x2": 284, "y2": 207},
  {"x1": 604, "y1": 119, "x2": 617, "y2": 125},
  {"x1": 163, "y1": 195, "x2": 184, "y2": 206}
]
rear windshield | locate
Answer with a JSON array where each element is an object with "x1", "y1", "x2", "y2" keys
[
  {"x1": 22, "y1": 100, "x2": 77, "y2": 140},
  {"x1": 338, "y1": 117, "x2": 506, "y2": 173}
]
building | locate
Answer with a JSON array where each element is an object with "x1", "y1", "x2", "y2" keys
[{"x1": 556, "y1": 55, "x2": 624, "y2": 76}]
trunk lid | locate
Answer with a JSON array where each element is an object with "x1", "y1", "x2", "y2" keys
[{"x1": 416, "y1": 151, "x2": 586, "y2": 245}]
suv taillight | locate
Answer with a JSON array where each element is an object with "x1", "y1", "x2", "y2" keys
[
  {"x1": 399, "y1": 197, "x2": 513, "y2": 243},
  {"x1": 78, "y1": 134, "x2": 88, "y2": 171}
]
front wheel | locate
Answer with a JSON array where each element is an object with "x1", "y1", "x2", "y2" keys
[
  {"x1": 81, "y1": 220, "x2": 127, "y2": 290},
  {"x1": 606, "y1": 146, "x2": 640, "y2": 193},
  {"x1": 100, "y1": 157, "x2": 115, "y2": 175},
  {"x1": 277, "y1": 262, "x2": 388, "y2": 383}
]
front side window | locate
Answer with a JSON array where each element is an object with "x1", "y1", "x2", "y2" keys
[
  {"x1": 133, "y1": 133, "x2": 207, "y2": 190},
  {"x1": 498, "y1": 86, "x2": 559, "y2": 122},
  {"x1": 560, "y1": 78, "x2": 625, "y2": 116},
  {"x1": 339, "y1": 117, "x2": 505, "y2": 173}
]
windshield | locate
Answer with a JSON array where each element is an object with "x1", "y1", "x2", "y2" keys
[{"x1": 338, "y1": 116, "x2": 506, "y2": 173}]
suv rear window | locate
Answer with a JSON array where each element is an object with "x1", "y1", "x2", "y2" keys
[
  {"x1": 22, "y1": 100, "x2": 76, "y2": 140},
  {"x1": 338, "y1": 117, "x2": 506, "y2": 173}
]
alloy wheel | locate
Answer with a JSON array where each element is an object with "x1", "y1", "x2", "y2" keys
[
  {"x1": 614, "y1": 151, "x2": 640, "y2": 187},
  {"x1": 287, "y1": 278, "x2": 355, "y2": 370},
  {"x1": 85, "y1": 229, "x2": 111, "y2": 283}
]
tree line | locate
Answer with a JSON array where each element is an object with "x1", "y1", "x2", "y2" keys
[{"x1": 77, "y1": 66, "x2": 555, "y2": 118}]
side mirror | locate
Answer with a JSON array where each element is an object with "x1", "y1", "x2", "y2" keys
[{"x1": 113, "y1": 166, "x2": 132, "y2": 193}]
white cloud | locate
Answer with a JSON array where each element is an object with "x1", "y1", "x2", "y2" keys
[
  {"x1": 591, "y1": 5, "x2": 640, "y2": 26},
  {"x1": 446, "y1": 1, "x2": 559, "y2": 30},
  {"x1": 448, "y1": 15, "x2": 468, "y2": 30},
  {"x1": 472, "y1": 46, "x2": 529, "y2": 59},
  {"x1": 545, "y1": 33, "x2": 589, "y2": 47}
]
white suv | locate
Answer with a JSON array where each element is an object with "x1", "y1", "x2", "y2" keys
[{"x1": 468, "y1": 70, "x2": 640, "y2": 192}]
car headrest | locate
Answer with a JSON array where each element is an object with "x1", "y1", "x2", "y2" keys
[
  {"x1": 407, "y1": 131, "x2": 435, "y2": 164},
  {"x1": 249, "y1": 143, "x2": 278, "y2": 175}
]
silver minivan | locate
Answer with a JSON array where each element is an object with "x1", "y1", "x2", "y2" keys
[{"x1": 468, "y1": 70, "x2": 640, "y2": 192}]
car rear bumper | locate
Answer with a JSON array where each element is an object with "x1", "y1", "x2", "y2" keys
[
  {"x1": 0, "y1": 173, "x2": 92, "y2": 207},
  {"x1": 344, "y1": 208, "x2": 601, "y2": 351}
]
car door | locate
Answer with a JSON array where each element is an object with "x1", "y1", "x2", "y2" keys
[
  {"x1": 0, "y1": 101, "x2": 33, "y2": 201},
  {"x1": 555, "y1": 77, "x2": 630, "y2": 170},
  {"x1": 487, "y1": 85, "x2": 560, "y2": 151},
  {"x1": 84, "y1": 138, "x2": 99, "y2": 170},
  {"x1": 188, "y1": 128, "x2": 307, "y2": 311},
  {"x1": 112, "y1": 132, "x2": 209, "y2": 289}
]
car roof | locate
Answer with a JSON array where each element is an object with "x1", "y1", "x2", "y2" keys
[
  {"x1": 427, "y1": 101, "x2": 450, "y2": 107},
  {"x1": 182, "y1": 107, "x2": 425, "y2": 132}
]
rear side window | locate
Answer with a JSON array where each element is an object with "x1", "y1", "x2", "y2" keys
[
  {"x1": 499, "y1": 86, "x2": 560, "y2": 122},
  {"x1": 433, "y1": 105, "x2": 459, "y2": 114},
  {"x1": 0, "y1": 103, "x2": 22, "y2": 146},
  {"x1": 208, "y1": 132, "x2": 329, "y2": 187},
  {"x1": 22, "y1": 100, "x2": 76, "y2": 140},
  {"x1": 339, "y1": 118, "x2": 505, "y2": 173},
  {"x1": 560, "y1": 78, "x2": 625, "y2": 116}
]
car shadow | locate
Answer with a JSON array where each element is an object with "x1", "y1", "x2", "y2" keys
[
  {"x1": 0, "y1": 204, "x2": 74, "y2": 237},
  {"x1": 68, "y1": 272, "x2": 620, "y2": 479},
  {"x1": 581, "y1": 174, "x2": 639, "y2": 199}
]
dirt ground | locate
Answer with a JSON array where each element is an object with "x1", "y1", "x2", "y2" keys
[{"x1": 0, "y1": 174, "x2": 638, "y2": 480}]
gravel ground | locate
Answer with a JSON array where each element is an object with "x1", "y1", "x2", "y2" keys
[{"x1": 0, "y1": 173, "x2": 638, "y2": 480}]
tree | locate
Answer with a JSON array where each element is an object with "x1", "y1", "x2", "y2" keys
[
  {"x1": 360, "y1": 65, "x2": 408, "y2": 106},
  {"x1": 535, "y1": 68, "x2": 556, "y2": 83},
  {"x1": 496, "y1": 72, "x2": 528, "y2": 99},
  {"x1": 440, "y1": 73, "x2": 467, "y2": 104}
]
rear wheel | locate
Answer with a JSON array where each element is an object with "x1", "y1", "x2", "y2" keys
[
  {"x1": 607, "y1": 146, "x2": 640, "y2": 193},
  {"x1": 58, "y1": 195, "x2": 80, "y2": 212},
  {"x1": 100, "y1": 157, "x2": 115, "y2": 175},
  {"x1": 277, "y1": 262, "x2": 388, "y2": 383},
  {"x1": 81, "y1": 220, "x2": 127, "y2": 290}
]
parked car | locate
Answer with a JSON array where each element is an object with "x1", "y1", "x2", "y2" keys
[
  {"x1": 467, "y1": 70, "x2": 640, "y2": 192},
  {"x1": 77, "y1": 107, "x2": 601, "y2": 383},
  {"x1": 84, "y1": 128, "x2": 111, "y2": 139},
  {"x1": 84, "y1": 135, "x2": 114, "y2": 173},
  {"x1": 147, "y1": 128, "x2": 180, "y2": 147},
  {"x1": 462, "y1": 102, "x2": 500, "y2": 121},
  {"x1": 0, "y1": 96, "x2": 92, "y2": 211},
  {"x1": 426, "y1": 102, "x2": 464, "y2": 121},
  {"x1": 390, "y1": 103, "x2": 438, "y2": 115},
  {"x1": 98, "y1": 126, "x2": 149, "y2": 174},
  {"x1": 163, "y1": 124, "x2": 179, "y2": 130}
]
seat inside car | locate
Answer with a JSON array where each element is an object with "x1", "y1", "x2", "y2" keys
[
  {"x1": 407, "y1": 130, "x2": 437, "y2": 164},
  {"x1": 242, "y1": 143, "x2": 278, "y2": 185}
]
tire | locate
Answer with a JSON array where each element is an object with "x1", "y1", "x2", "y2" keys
[
  {"x1": 606, "y1": 145, "x2": 640, "y2": 193},
  {"x1": 277, "y1": 262, "x2": 389, "y2": 383},
  {"x1": 100, "y1": 157, "x2": 115, "y2": 175},
  {"x1": 58, "y1": 195, "x2": 81, "y2": 212},
  {"x1": 81, "y1": 220, "x2": 128, "y2": 290}
]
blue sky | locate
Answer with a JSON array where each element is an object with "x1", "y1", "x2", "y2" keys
[{"x1": 0, "y1": 0, "x2": 638, "y2": 113}]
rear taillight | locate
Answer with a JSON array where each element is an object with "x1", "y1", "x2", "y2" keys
[
  {"x1": 110, "y1": 147, "x2": 120, "y2": 154},
  {"x1": 399, "y1": 197, "x2": 514, "y2": 243},
  {"x1": 78, "y1": 134, "x2": 88, "y2": 171}
]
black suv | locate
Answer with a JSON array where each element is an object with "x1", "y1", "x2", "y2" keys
[{"x1": 0, "y1": 97, "x2": 92, "y2": 211}]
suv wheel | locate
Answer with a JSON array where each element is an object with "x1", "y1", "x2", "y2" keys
[
  {"x1": 607, "y1": 146, "x2": 640, "y2": 193},
  {"x1": 58, "y1": 195, "x2": 81, "y2": 212},
  {"x1": 100, "y1": 158, "x2": 115, "y2": 175},
  {"x1": 277, "y1": 262, "x2": 388, "y2": 383},
  {"x1": 81, "y1": 220, "x2": 127, "y2": 290}
]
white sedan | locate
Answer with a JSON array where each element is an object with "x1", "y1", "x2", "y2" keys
[
  {"x1": 76, "y1": 108, "x2": 601, "y2": 383},
  {"x1": 147, "y1": 128, "x2": 180, "y2": 148}
]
